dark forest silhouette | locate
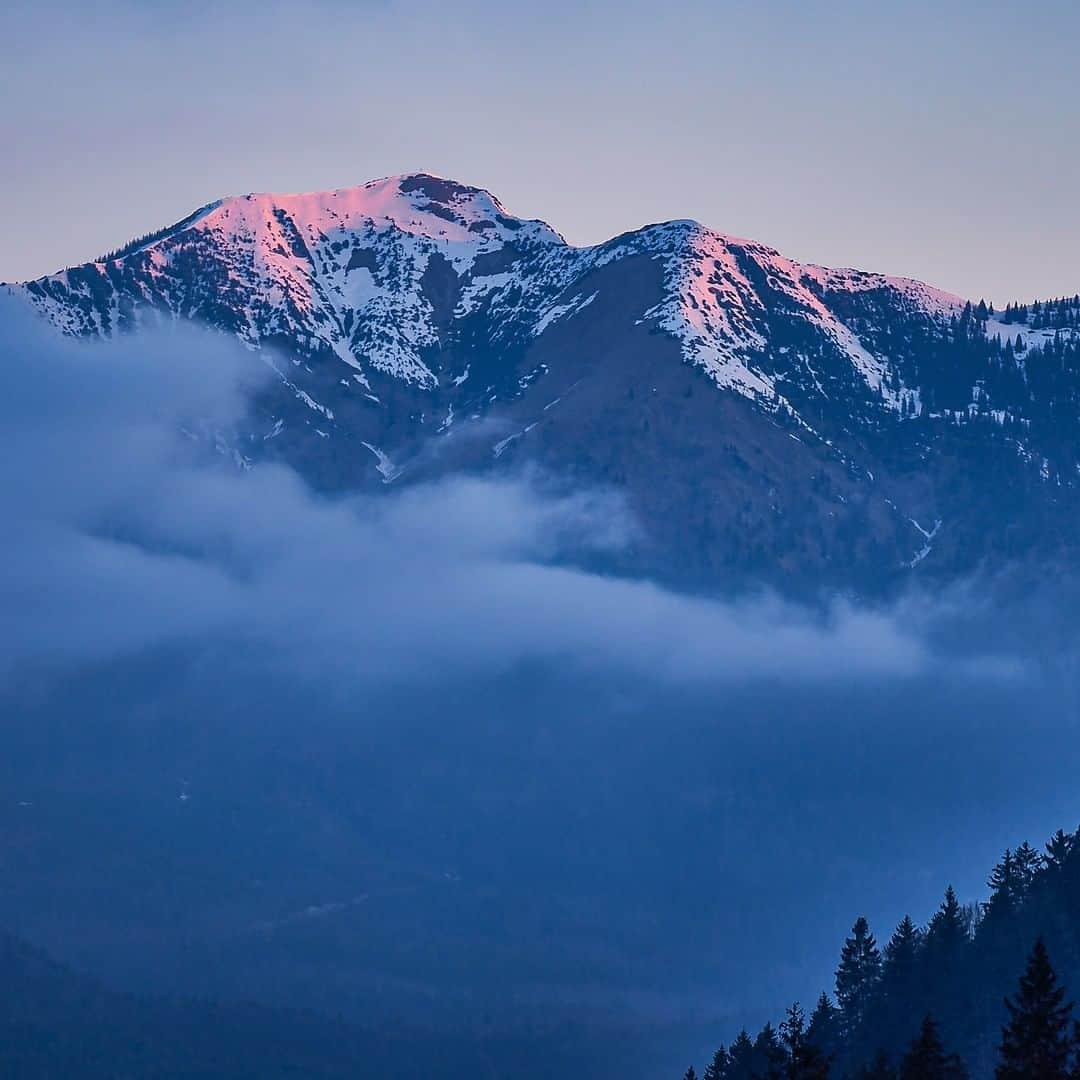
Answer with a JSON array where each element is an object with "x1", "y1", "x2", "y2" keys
[{"x1": 683, "y1": 825, "x2": 1080, "y2": 1079}]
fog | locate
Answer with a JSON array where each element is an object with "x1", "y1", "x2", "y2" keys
[
  {"x1": 2, "y1": 307, "x2": 1078, "y2": 1075},
  {"x1": 0, "y1": 305, "x2": 939, "y2": 688}
]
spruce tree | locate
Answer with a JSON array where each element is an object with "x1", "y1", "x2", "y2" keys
[
  {"x1": 925, "y1": 887, "x2": 967, "y2": 953},
  {"x1": 836, "y1": 917, "x2": 882, "y2": 1038},
  {"x1": 881, "y1": 915, "x2": 922, "y2": 1000},
  {"x1": 986, "y1": 850, "x2": 1020, "y2": 917},
  {"x1": 921, "y1": 886, "x2": 969, "y2": 1035},
  {"x1": 1045, "y1": 830, "x2": 1075, "y2": 873},
  {"x1": 995, "y1": 939, "x2": 1075, "y2": 1079},
  {"x1": 873, "y1": 915, "x2": 924, "y2": 1061},
  {"x1": 703, "y1": 1045, "x2": 731, "y2": 1080},
  {"x1": 807, "y1": 993, "x2": 841, "y2": 1063},
  {"x1": 1013, "y1": 842, "x2": 1044, "y2": 894},
  {"x1": 780, "y1": 1002, "x2": 830, "y2": 1079},
  {"x1": 753, "y1": 1023, "x2": 787, "y2": 1080},
  {"x1": 900, "y1": 1015, "x2": 967, "y2": 1080},
  {"x1": 684, "y1": 1068, "x2": 698, "y2": 1080},
  {"x1": 728, "y1": 1030, "x2": 756, "y2": 1080}
]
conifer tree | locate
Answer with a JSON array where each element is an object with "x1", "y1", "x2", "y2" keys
[
  {"x1": 881, "y1": 916, "x2": 922, "y2": 999},
  {"x1": 703, "y1": 1045, "x2": 731, "y2": 1080},
  {"x1": 753, "y1": 1022, "x2": 787, "y2": 1079},
  {"x1": 926, "y1": 887, "x2": 966, "y2": 944},
  {"x1": 1014, "y1": 842, "x2": 1045, "y2": 894},
  {"x1": 870, "y1": 915, "x2": 924, "y2": 1061},
  {"x1": 684, "y1": 1067, "x2": 698, "y2": 1080},
  {"x1": 781, "y1": 1002, "x2": 830, "y2": 1079},
  {"x1": 727, "y1": 1030, "x2": 756, "y2": 1080},
  {"x1": 1045, "y1": 829, "x2": 1075, "y2": 873},
  {"x1": 919, "y1": 888, "x2": 971, "y2": 1049},
  {"x1": 900, "y1": 1015, "x2": 967, "y2": 1079},
  {"x1": 836, "y1": 917, "x2": 882, "y2": 1037},
  {"x1": 986, "y1": 850, "x2": 1020, "y2": 916},
  {"x1": 995, "y1": 939, "x2": 1075, "y2": 1079},
  {"x1": 982, "y1": 852, "x2": 1027, "y2": 976},
  {"x1": 807, "y1": 993, "x2": 841, "y2": 1063},
  {"x1": 923, "y1": 886, "x2": 969, "y2": 980}
]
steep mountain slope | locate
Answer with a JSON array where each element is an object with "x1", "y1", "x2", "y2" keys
[{"x1": 10, "y1": 173, "x2": 1080, "y2": 590}]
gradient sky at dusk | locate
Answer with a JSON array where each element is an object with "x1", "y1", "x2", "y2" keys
[{"x1": 3, "y1": 0, "x2": 1078, "y2": 303}]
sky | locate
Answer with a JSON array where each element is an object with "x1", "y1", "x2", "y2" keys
[{"x1": 2, "y1": 0, "x2": 1078, "y2": 304}]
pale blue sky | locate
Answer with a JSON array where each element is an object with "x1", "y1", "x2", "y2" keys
[{"x1": 3, "y1": 0, "x2": 1078, "y2": 302}]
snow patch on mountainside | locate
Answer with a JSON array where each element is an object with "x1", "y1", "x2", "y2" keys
[
  {"x1": 983, "y1": 317, "x2": 1076, "y2": 350},
  {"x1": 361, "y1": 442, "x2": 402, "y2": 483}
]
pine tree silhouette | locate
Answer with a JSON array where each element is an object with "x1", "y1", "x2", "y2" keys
[
  {"x1": 995, "y1": 939, "x2": 1075, "y2": 1079},
  {"x1": 986, "y1": 850, "x2": 1020, "y2": 916},
  {"x1": 836, "y1": 917, "x2": 882, "y2": 1039},
  {"x1": 754, "y1": 1022, "x2": 787, "y2": 1079},
  {"x1": 781, "y1": 1001, "x2": 831, "y2": 1079},
  {"x1": 1013, "y1": 842, "x2": 1044, "y2": 893},
  {"x1": 921, "y1": 886, "x2": 970, "y2": 1040},
  {"x1": 925, "y1": 887, "x2": 967, "y2": 954},
  {"x1": 807, "y1": 992, "x2": 842, "y2": 1063},
  {"x1": 871, "y1": 915, "x2": 924, "y2": 1062},
  {"x1": 1045, "y1": 829, "x2": 1075, "y2": 872},
  {"x1": 702, "y1": 1044, "x2": 731, "y2": 1080},
  {"x1": 728, "y1": 1030, "x2": 756, "y2": 1079},
  {"x1": 900, "y1": 1015, "x2": 967, "y2": 1079}
]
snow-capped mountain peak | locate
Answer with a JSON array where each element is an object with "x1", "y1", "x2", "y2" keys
[
  {"x1": 198, "y1": 173, "x2": 566, "y2": 260},
  {"x1": 10, "y1": 172, "x2": 1080, "y2": 589},
  {"x1": 13, "y1": 172, "x2": 962, "y2": 409},
  {"x1": 17, "y1": 173, "x2": 566, "y2": 387}
]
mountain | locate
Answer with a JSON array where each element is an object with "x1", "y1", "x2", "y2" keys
[{"x1": 10, "y1": 173, "x2": 1080, "y2": 591}]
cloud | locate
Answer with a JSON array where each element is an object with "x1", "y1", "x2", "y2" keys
[{"x1": 0, "y1": 303, "x2": 943, "y2": 693}]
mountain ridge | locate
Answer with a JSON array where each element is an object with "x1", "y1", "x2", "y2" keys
[
  {"x1": 10, "y1": 172, "x2": 963, "y2": 409},
  {"x1": 8, "y1": 172, "x2": 1080, "y2": 591}
]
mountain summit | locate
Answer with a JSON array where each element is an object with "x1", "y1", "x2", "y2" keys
[{"x1": 11, "y1": 173, "x2": 1080, "y2": 589}]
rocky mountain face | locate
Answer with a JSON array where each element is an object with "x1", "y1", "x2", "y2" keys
[{"x1": 10, "y1": 173, "x2": 1080, "y2": 592}]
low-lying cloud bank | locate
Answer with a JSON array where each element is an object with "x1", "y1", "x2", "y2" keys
[{"x1": 0, "y1": 305, "x2": 969, "y2": 693}]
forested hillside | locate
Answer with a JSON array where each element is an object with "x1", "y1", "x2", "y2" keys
[{"x1": 683, "y1": 824, "x2": 1080, "y2": 1079}]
